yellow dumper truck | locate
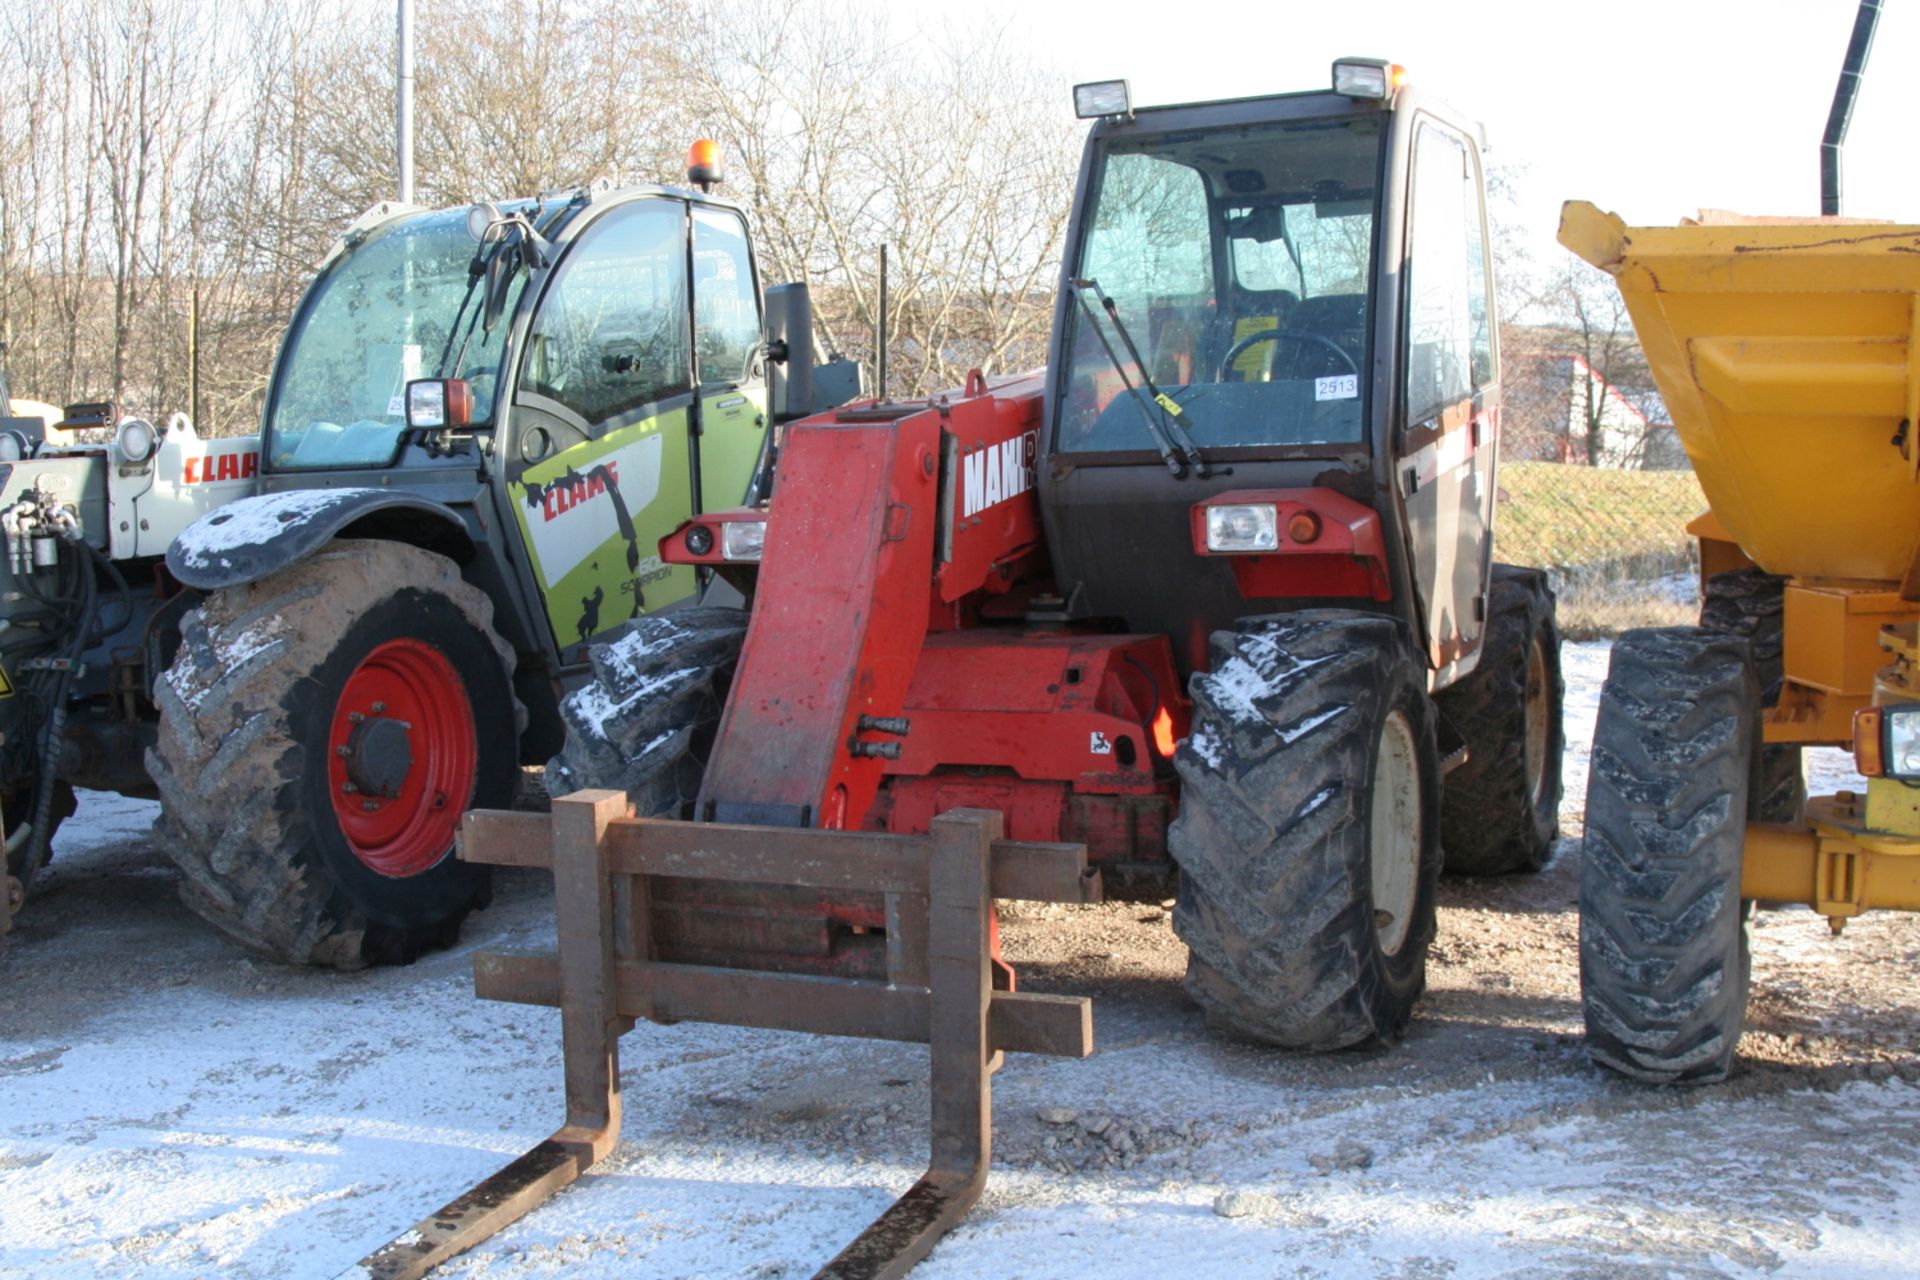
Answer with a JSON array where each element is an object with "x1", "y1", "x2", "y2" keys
[{"x1": 1560, "y1": 202, "x2": 1920, "y2": 1082}]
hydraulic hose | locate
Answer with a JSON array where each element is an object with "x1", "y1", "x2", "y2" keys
[{"x1": 13, "y1": 540, "x2": 94, "y2": 887}]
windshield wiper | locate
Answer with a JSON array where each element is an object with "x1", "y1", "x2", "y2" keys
[
  {"x1": 1068, "y1": 279, "x2": 1210, "y2": 478},
  {"x1": 436, "y1": 197, "x2": 550, "y2": 383}
]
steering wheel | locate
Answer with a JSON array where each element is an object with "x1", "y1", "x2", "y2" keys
[{"x1": 1215, "y1": 328, "x2": 1358, "y2": 383}]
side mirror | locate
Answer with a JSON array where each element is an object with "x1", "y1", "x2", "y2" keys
[
  {"x1": 763, "y1": 282, "x2": 814, "y2": 423},
  {"x1": 406, "y1": 379, "x2": 473, "y2": 429}
]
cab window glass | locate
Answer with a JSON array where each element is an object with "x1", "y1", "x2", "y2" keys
[
  {"x1": 692, "y1": 206, "x2": 761, "y2": 387},
  {"x1": 1404, "y1": 124, "x2": 1477, "y2": 422},
  {"x1": 1462, "y1": 153, "x2": 1494, "y2": 388},
  {"x1": 522, "y1": 200, "x2": 690, "y2": 424}
]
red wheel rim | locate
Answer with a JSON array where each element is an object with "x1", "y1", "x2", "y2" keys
[{"x1": 326, "y1": 638, "x2": 477, "y2": 878}]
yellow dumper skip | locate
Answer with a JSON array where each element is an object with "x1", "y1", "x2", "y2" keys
[{"x1": 1559, "y1": 201, "x2": 1920, "y2": 584}]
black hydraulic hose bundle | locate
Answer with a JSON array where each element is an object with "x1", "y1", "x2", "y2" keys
[{"x1": 8, "y1": 535, "x2": 98, "y2": 887}]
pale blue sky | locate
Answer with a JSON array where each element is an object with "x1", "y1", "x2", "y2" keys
[{"x1": 896, "y1": 0, "x2": 1915, "y2": 256}]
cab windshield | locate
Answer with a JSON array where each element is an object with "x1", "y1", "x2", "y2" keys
[
  {"x1": 266, "y1": 203, "x2": 539, "y2": 470},
  {"x1": 1055, "y1": 114, "x2": 1382, "y2": 455}
]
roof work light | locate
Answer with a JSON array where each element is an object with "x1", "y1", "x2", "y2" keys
[
  {"x1": 1073, "y1": 80, "x2": 1132, "y2": 120},
  {"x1": 1332, "y1": 58, "x2": 1407, "y2": 99}
]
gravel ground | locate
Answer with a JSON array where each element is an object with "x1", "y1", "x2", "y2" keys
[{"x1": 4, "y1": 641, "x2": 1920, "y2": 1278}]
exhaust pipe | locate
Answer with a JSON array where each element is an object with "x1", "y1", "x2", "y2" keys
[{"x1": 1820, "y1": 0, "x2": 1880, "y2": 216}]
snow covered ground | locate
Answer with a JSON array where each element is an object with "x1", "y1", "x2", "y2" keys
[{"x1": 5, "y1": 642, "x2": 1920, "y2": 1278}]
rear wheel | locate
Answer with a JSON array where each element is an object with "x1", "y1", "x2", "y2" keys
[
  {"x1": 1434, "y1": 565, "x2": 1565, "y2": 874},
  {"x1": 1170, "y1": 611, "x2": 1442, "y2": 1050},
  {"x1": 149, "y1": 540, "x2": 522, "y2": 968},
  {"x1": 545, "y1": 605, "x2": 747, "y2": 814},
  {"x1": 1580, "y1": 627, "x2": 1754, "y2": 1082},
  {"x1": 1700, "y1": 569, "x2": 1803, "y2": 823}
]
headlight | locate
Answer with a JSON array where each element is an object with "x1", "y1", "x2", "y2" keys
[
  {"x1": 1205, "y1": 504, "x2": 1278, "y2": 553},
  {"x1": 1855, "y1": 704, "x2": 1920, "y2": 780},
  {"x1": 116, "y1": 417, "x2": 157, "y2": 463},
  {"x1": 406, "y1": 378, "x2": 472, "y2": 429},
  {"x1": 407, "y1": 380, "x2": 447, "y2": 428},
  {"x1": 721, "y1": 519, "x2": 766, "y2": 562},
  {"x1": 1885, "y1": 705, "x2": 1920, "y2": 780}
]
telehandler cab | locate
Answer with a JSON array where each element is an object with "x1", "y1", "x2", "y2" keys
[
  {"x1": 152, "y1": 159, "x2": 852, "y2": 968},
  {"x1": 363, "y1": 60, "x2": 1566, "y2": 1280}
]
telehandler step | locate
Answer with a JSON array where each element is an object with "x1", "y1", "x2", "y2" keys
[{"x1": 349, "y1": 793, "x2": 1098, "y2": 1280}]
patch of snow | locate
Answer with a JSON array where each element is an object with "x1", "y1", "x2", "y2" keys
[
  {"x1": 162, "y1": 615, "x2": 291, "y2": 713},
  {"x1": 1188, "y1": 723, "x2": 1224, "y2": 770},
  {"x1": 1294, "y1": 785, "x2": 1339, "y2": 820},
  {"x1": 1651, "y1": 570, "x2": 1701, "y2": 607},
  {"x1": 1276, "y1": 705, "x2": 1344, "y2": 746},
  {"x1": 563, "y1": 669, "x2": 688, "y2": 743},
  {"x1": 172, "y1": 489, "x2": 386, "y2": 572},
  {"x1": 1806, "y1": 746, "x2": 1868, "y2": 798},
  {"x1": 1204, "y1": 635, "x2": 1337, "y2": 725}
]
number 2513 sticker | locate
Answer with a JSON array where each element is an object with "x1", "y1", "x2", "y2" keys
[{"x1": 1315, "y1": 374, "x2": 1359, "y2": 401}]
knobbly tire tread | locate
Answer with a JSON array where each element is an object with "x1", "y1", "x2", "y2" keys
[
  {"x1": 148, "y1": 540, "x2": 523, "y2": 969},
  {"x1": 1579, "y1": 626, "x2": 1755, "y2": 1083},
  {"x1": 1700, "y1": 568, "x2": 1803, "y2": 824},
  {"x1": 545, "y1": 606, "x2": 748, "y2": 815},
  {"x1": 1433, "y1": 564, "x2": 1565, "y2": 875},
  {"x1": 1170, "y1": 610, "x2": 1442, "y2": 1051}
]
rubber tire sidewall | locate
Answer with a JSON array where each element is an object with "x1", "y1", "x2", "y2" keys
[
  {"x1": 293, "y1": 588, "x2": 513, "y2": 932},
  {"x1": 1368, "y1": 670, "x2": 1445, "y2": 1007}
]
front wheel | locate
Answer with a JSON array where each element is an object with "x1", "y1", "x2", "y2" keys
[
  {"x1": 1170, "y1": 611, "x2": 1442, "y2": 1050},
  {"x1": 1580, "y1": 627, "x2": 1755, "y2": 1082},
  {"x1": 149, "y1": 540, "x2": 523, "y2": 968}
]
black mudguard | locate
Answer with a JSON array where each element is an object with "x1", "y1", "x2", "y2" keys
[{"x1": 166, "y1": 488, "x2": 476, "y2": 591}]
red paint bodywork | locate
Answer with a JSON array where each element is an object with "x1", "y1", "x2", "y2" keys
[
  {"x1": 1188, "y1": 487, "x2": 1391, "y2": 602},
  {"x1": 656, "y1": 375, "x2": 1374, "y2": 969}
]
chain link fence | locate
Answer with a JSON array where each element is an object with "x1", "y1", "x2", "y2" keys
[{"x1": 1495, "y1": 461, "x2": 1707, "y2": 639}]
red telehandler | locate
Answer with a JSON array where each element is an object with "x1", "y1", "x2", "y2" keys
[{"x1": 359, "y1": 59, "x2": 1563, "y2": 1280}]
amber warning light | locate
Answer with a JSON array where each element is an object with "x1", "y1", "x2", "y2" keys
[{"x1": 688, "y1": 139, "x2": 723, "y2": 192}]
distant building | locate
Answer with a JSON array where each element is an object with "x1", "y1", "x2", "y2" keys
[{"x1": 1504, "y1": 348, "x2": 1686, "y2": 470}]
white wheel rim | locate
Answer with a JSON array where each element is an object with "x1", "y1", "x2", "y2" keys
[
  {"x1": 1370, "y1": 708, "x2": 1421, "y2": 957},
  {"x1": 1525, "y1": 635, "x2": 1550, "y2": 810}
]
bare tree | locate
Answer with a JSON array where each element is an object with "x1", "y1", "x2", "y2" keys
[
  {"x1": 689, "y1": 0, "x2": 1076, "y2": 396},
  {"x1": 0, "y1": 0, "x2": 1085, "y2": 426}
]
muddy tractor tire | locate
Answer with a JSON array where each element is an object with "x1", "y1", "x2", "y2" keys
[
  {"x1": 1434, "y1": 564, "x2": 1565, "y2": 875},
  {"x1": 1580, "y1": 627, "x2": 1755, "y2": 1083},
  {"x1": 545, "y1": 606, "x2": 748, "y2": 816},
  {"x1": 148, "y1": 540, "x2": 523, "y2": 969},
  {"x1": 1700, "y1": 568, "x2": 1804, "y2": 824},
  {"x1": 1170, "y1": 610, "x2": 1443, "y2": 1051}
]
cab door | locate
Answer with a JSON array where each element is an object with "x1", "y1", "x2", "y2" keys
[
  {"x1": 505, "y1": 198, "x2": 698, "y2": 657},
  {"x1": 690, "y1": 204, "x2": 769, "y2": 512},
  {"x1": 1398, "y1": 119, "x2": 1498, "y2": 679}
]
